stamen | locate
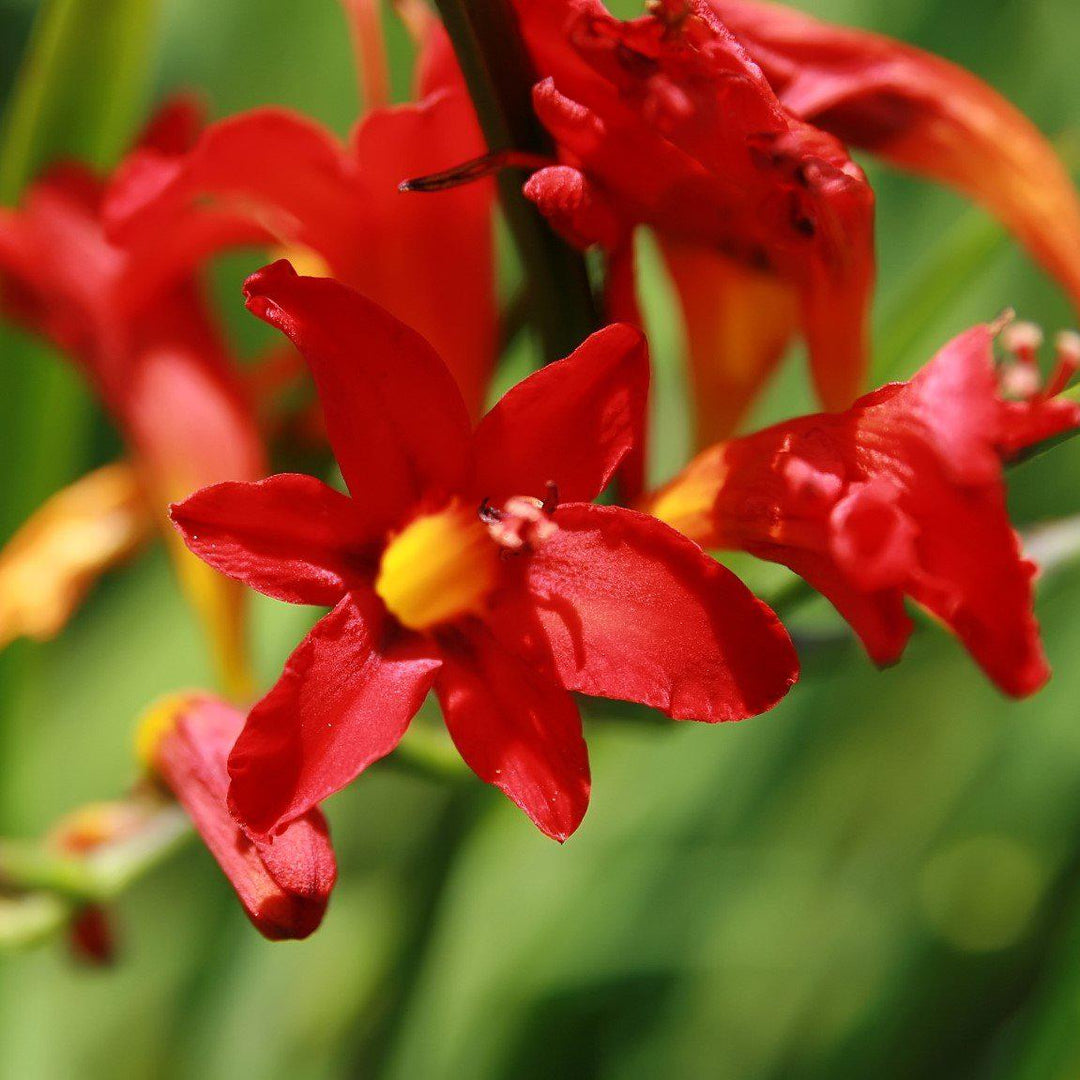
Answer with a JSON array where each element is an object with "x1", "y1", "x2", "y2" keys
[
  {"x1": 400, "y1": 150, "x2": 555, "y2": 193},
  {"x1": 1001, "y1": 320, "x2": 1044, "y2": 365},
  {"x1": 1043, "y1": 330, "x2": 1080, "y2": 399},
  {"x1": 483, "y1": 489, "x2": 559, "y2": 553}
]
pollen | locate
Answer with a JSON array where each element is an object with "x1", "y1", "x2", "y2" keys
[{"x1": 375, "y1": 503, "x2": 500, "y2": 632}]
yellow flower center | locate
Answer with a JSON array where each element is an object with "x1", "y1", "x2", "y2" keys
[{"x1": 375, "y1": 503, "x2": 500, "y2": 632}]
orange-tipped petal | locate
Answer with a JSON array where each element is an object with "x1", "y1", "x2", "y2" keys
[
  {"x1": 711, "y1": 0, "x2": 1080, "y2": 310},
  {"x1": 660, "y1": 239, "x2": 800, "y2": 444},
  {"x1": 0, "y1": 463, "x2": 151, "y2": 649}
]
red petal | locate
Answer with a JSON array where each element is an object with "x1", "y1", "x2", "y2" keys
[
  {"x1": 435, "y1": 623, "x2": 590, "y2": 842},
  {"x1": 470, "y1": 323, "x2": 648, "y2": 504},
  {"x1": 105, "y1": 109, "x2": 357, "y2": 262},
  {"x1": 228, "y1": 593, "x2": 441, "y2": 836},
  {"x1": 170, "y1": 473, "x2": 373, "y2": 606},
  {"x1": 660, "y1": 239, "x2": 800, "y2": 443},
  {"x1": 106, "y1": 98, "x2": 497, "y2": 419},
  {"x1": 135, "y1": 94, "x2": 206, "y2": 155},
  {"x1": 243, "y1": 261, "x2": 472, "y2": 532},
  {"x1": 151, "y1": 695, "x2": 337, "y2": 940},
  {"x1": 349, "y1": 91, "x2": 495, "y2": 419},
  {"x1": 488, "y1": 503, "x2": 799, "y2": 721},
  {"x1": 712, "y1": 0, "x2": 1080, "y2": 310}
]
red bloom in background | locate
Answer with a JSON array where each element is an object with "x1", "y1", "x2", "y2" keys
[
  {"x1": 514, "y1": 0, "x2": 1080, "y2": 447},
  {"x1": 517, "y1": 0, "x2": 875, "y2": 441},
  {"x1": 138, "y1": 693, "x2": 336, "y2": 940},
  {"x1": 706, "y1": 0, "x2": 1080, "y2": 313},
  {"x1": 647, "y1": 322, "x2": 1080, "y2": 697},
  {"x1": 171, "y1": 262, "x2": 798, "y2": 842},
  {"x1": 0, "y1": 99, "x2": 264, "y2": 692},
  {"x1": 104, "y1": 11, "x2": 496, "y2": 419}
]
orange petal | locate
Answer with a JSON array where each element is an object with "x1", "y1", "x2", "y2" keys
[
  {"x1": 713, "y1": 0, "x2": 1080, "y2": 310},
  {"x1": 0, "y1": 463, "x2": 151, "y2": 649},
  {"x1": 660, "y1": 239, "x2": 800, "y2": 445}
]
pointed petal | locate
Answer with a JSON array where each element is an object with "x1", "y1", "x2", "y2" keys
[
  {"x1": 471, "y1": 323, "x2": 648, "y2": 504},
  {"x1": 350, "y1": 90, "x2": 495, "y2": 419},
  {"x1": 145, "y1": 694, "x2": 337, "y2": 940},
  {"x1": 170, "y1": 474, "x2": 373, "y2": 606},
  {"x1": 244, "y1": 262, "x2": 472, "y2": 531},
  {"x1": 488, "y1": 503, "x2": 799, "y2": 721},
  {"x1": 0, "y1": 464, "x2": 151, "y2": 649},
  {"x1": 228, "y1": 593, "x2": 441, "y2": 836},
  {"x1": 660, "y1": 239, "x2": 800, "y2": 443},
  {"x1": 712, "y1": 0, "x2": 1080, "y2": 309},
  {"x1": 436, "y1": 624, "x2": 590, "y2": 842},
  {"x1": 105, "y1": 108, "x2": 358, "y2": 262}
]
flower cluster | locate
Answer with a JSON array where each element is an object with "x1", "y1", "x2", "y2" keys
[{"x1": 1, "y1": 0, "x2": 1078, "y2": 942}]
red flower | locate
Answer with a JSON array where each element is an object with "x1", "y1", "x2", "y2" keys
[
  {"x1": 706, "y1": 0, "x2": 1080, "y2": 314},
  {"x1": 513, "y1": 0, "x2": 1080, "y2": 446},
  {"x1": 170, "y1": 261, "x2": 798, "y2": 842},
  {"x1": 139, "y1": 693, "x2": 337, "y2": 941},
  {"x1": 104, "y1": 15, "x2": 496, "y2": 419},
  {"x1": 647, "y1": 321, "x2": 1080, "y2": 697},
  {"x1": 516, "y1": 0, "x2": 875, "y2": 440},
  {"x1": 0, "y1": 99, "x2": 264, "y2": 691}
]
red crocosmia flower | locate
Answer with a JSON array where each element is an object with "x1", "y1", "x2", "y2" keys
[
  {"x1": 104, "y1": 13, "x2": 495, "y2": 419},
  {"x1": 647, "y1": 322, "x2": 1080, "y2": 697},
  {"x1": 514, "y1": 0, "x2": 876, "y2": 445},
  {"x1": 139, "y1": 693, "x2": 337, "y2": 941},
  {"x1": 0, "y1": 98, "x2": 265, "y2": 693},
  {"x1": 706, "y1": 0, "x2": 1080, "y2": 313},
  {"x1": 514, "y1": 0, "x2": 1080, "y2": 448},
  {"x1": 170, "y1": 261, "x2": 798, "y2": 842}
]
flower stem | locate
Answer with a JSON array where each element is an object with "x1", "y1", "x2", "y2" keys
[{"x1": 430, "y1": 0, "x2": 599, "y2": 362}]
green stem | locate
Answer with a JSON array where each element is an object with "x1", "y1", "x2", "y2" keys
[
  {"x1": 431, "y1": 0, "x2": 599, "y2": 361},
  {"x1": 0, "y1": 803, "x2": 191, "y2": 908}
]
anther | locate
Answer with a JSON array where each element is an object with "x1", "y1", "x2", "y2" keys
[
  {"x1": 1001, "y1": 320, "x2": 1044, "y2": 365},
  {"x1": 401, "y1": 150, "x2": 554, "y2": 193},
  {"x1": 484, "y1": 491, "x2": 559, "y2": 553}
]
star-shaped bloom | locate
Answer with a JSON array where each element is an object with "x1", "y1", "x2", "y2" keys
[
  {"x1": 171, "y1": 262, "x2": 798, "y2": 841},
  {"x1": 647, "y1": 321, "x2": 1080, "y2": 696}
]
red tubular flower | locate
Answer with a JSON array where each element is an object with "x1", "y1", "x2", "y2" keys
[
  {"x1": 170, "y1": 262, "x2": 798, "y2": 842},
  {"x1": 647, "y1": 322, "x2": 1080, "y2": 697},
  {"x1": 514, "y1": 0, "x2": 1080, "y2": 446},
  {"x1": 104, "y1": 16, "x2": 495, "y2": 419},
  {"x1": 139, "y1": 693, "x2": 337, "y2": 941},
  {"x1": 0, "y1": 99, "x2": 265, "y2": 693},
  {"x1": 515, "y1": 0, "x2": 876, "y2": 442},
  {"x1": 706, "y1": 0, "x2": 1080, "y2": 312}
]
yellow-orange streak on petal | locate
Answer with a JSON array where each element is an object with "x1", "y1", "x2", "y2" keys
[
  {"x1": 642, "y1": 445, "x2": 727, "y2": 549},
  {"x1": 375, "y1": 502, "x2": 500, "y2": 632},
  {"x1": 661, "y1": 240, "x2": 800, "y2": 447},
  {"x1": 0, "y1": 464, "x2": 151, "y2": 649},
  {"x1": 164, "y1": 531, "x2": 254, "y2": 704}
]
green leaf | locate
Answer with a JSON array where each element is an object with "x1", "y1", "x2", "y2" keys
[{"x1": 0, "y1": 0, "x2": 159, "y2": 202}]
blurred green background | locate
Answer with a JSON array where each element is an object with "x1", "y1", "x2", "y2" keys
[{"x1": 2, "y1": 0, "x2": 1080, "y2": 1077}]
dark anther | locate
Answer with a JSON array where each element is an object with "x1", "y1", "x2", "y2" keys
[
  {"x1": 401, "y1": 150, "x2": 554, "y2": 194},
  {"x1": 478, "y1": 498, "x2": 503, "y2": 525},
  {"x1": 541, "y1": 481, "x2": 560, "y2": 515}
]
